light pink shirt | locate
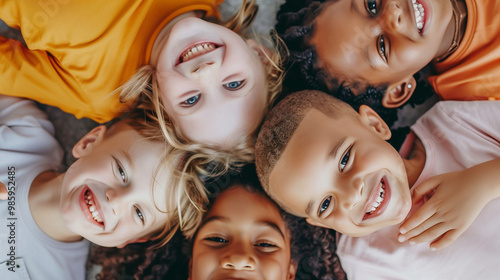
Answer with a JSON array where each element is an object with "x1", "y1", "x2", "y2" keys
[{"x1": 338, "y1": 101, "x2": 500, "y2": 280}]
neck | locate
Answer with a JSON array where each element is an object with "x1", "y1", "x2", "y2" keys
[
  {"x1": 402, "y1": 136, "x2": 426, "y2": 188},
  {"x1": 435, "y1": 0, "x2": 468, "y2": 62},
  {"x1": 149, "y1": 11, "x2": 204, "y2": 67},
  {"x1": 28, "y1": 171, "x2": 82, "y2": 242}
]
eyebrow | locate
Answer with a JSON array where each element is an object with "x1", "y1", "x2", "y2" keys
[
  {"x1": 305, "y1": 137, "x2": 347, "y2": 217},
  {"x1": 199, "y1": 216, "x2": 286, "y2": 240},
  {"x1": 257, "y1": 220, "x2": 285, "y2": 239}
]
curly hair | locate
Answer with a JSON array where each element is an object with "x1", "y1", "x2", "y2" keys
[
  {"x1": 117, "y1": 0, "x2": 288, "y2": 239},
  {"x1": 89, "y1": 164, "x2": 346, "y2": 280},
  {"x1": 275, "y1": 0, "x2": 436, "y2": 131}
]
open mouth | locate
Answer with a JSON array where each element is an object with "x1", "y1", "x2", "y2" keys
[
  {"x1": 178, "y1": 42, "x2": 219, "y2": 64},
  {"x1": 363, "y1": 177, "x2": 391, "y2": 220},
  {"x1": 412, "y1": 0, "x2": 426, "y2": 34},
  {"x1": 83, "y1": 188, "x2": 104, "y2": 226}
]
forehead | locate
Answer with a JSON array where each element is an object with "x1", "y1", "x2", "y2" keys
[
  {"x1": 268, "y1": 109, "x2": 359, "y2": 212},
  {"x1": 311, "y1": 0, "x2": 369, "y2": 81}
]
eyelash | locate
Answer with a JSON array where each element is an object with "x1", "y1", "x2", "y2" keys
[
  {"x1": 223, "y1": 80, "x2": 246, "y2": 91},
  {"x1": 378, "y1": 34, "x2": 388, "y2": 63},
  {"x1": 318, "y1": 196, "x2": 332, "y2": 217},
  {"x1": 134, "y1": 206, "x2": 145, "y2": 224},
  {"x1": 365, "y1": 0, "x2": 379, "y2": 16},
  {"x1": 180, "y1": 93, "x2": 201, "y2": 107},
  {"x1": 113, "y1": 157, "x2": 127, "y2": 183},
  {"x1": 339, "y1": 145, "x2": 352, "y2": 172}
]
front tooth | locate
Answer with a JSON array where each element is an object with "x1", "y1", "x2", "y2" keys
[
  {"x1": 417, "y1": 22, "x2": 423, "y2": 29},
  {"x1": 89, "y1": 205, "x2": 96, "y2": 212}
]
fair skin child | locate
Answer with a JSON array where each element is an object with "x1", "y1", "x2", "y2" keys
[
  {"x1": 22, "y1": 121, "x2": 171, "y2": 248},
  {"x1": 268, "y1": 105, "x2": 500, "y2": 250},
  {"x1": 189, "y1": 186, "x2": 297, "y2": 280},
  {"x1": 150, "y1": 13, "x2": 269, "y2": 148},
  {"x1": 310, "y1": 0, "x2": 466, "y2": 107}
]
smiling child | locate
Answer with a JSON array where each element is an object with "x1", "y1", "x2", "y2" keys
[
  {"x1": 255, "y1": 90, "x2": 500, "y2": 279},
  {"x1": 0, "y1": 95, "x2": 197, "y2": 279},
  {"x1": 276, "y1": 0, "x2": 500, "y2": 126}
]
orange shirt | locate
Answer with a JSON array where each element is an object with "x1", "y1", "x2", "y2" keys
[
  {"x1": 0, "y1": 0, "x2": 222, "y2": 122},
  {"x1": 428, "y1": 0, "x2": 500, "y2": 101}
]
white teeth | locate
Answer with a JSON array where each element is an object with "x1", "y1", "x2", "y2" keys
[
  {"x1": 84, "y1": 190, "x2": 103, "y2": 224},
  {"x1": 181, "y1": 43, "x2": 216, "y2": 63},
  {"x1": 366, "y1": 184, "x2": 386, "y2": 215},
  {"x1": 412, "y1": 0, "x2": 425, "y2": 32}
]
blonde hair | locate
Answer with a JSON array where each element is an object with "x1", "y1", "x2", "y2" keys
[{"x1": 118, "y1": 0, "x2": 287, "y2": 239}]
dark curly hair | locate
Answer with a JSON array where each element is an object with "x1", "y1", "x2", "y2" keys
[
  {"x1": 275, "y1": 0, "x2": 436, "y2": 147},
  {"x1": 88, "y1": 164, "x2": 346, "y2": 280}
]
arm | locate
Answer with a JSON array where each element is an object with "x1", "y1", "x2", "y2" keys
[{"x1": 398, "y1": 158, "x2": 500, "y2": 250}]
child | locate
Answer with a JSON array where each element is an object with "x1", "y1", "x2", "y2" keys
[
  {"x1": 275, "y1": 0, "x2": 500, "y2": 127},
  {"x1": 89, "y1": 164, "x2": 346, "y2": 280},
  {"x1": 0, "y1": 0, "x2": 283, "y2": 149},
  {"x1": 0, "y1": 95, "x2": 199, "y2": 279},
  {"x1": 255, "y1": 90, "x2": 500, "y2": 279}
]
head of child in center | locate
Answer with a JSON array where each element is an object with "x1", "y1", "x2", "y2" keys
[
  {"x1": 124, "y1": 0, "x2": 283, "y2": 150},
  {"x1": 60, "y1": 115, "x2": 185, "y2": 248},
  {"x1": 255, "y1": 90, "x2": 413, "y2": 237},
  {"x1": 280, "y1": 0, "x2": 455, "y2": 107},
  {"x1": 189, "y1": 175, "x2": 297, "y2": 279}
]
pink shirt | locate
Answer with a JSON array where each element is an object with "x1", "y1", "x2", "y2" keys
[{"x1": 337, "y1": 101, "x2": 500, "y2": 279}]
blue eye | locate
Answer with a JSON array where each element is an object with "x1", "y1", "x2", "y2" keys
[
  {"x1": 181, "y1": 94, "x2": 200, "y2": 107},
  {"x1": 135, "y1": 206, "x2": 144, "y2": 224},
  {"x1": 223, "y1": 80, "x2": 245, "y2": 91},
  {"x1": 113, "y1": 157, "x2": 127, "y2": 183},
  {"x1": 340, "y1": 146, "x2": 352, "y2": 172},
  {"x1": 365, "y1": 0, "x2": 378, "y2": 15},
  {"x1": 319, "y1": 196, "x2": 332, "y2": 216}
]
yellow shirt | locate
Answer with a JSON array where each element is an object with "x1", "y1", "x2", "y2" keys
[
  {"x1": 428, "y1": 0, "x2": 500, "y2": 101},
  {"x1": 0, "y1": 0, "x2": 222, "y2": 122}
]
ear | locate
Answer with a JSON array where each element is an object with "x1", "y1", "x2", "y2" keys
[
  {"x1": 72, "y1": 125, "x2": 107, "y2": 159},
  {"x1": 381, "y1": 76, "x2": 416, "y2": 108},
  {"x1": 358, "y1": 105, "x2": 391, "y2": 140},
  {"x1": 116, "y1": 237, "x2": 150, "y2": 249},
  {"x1": 288, "y1": 260, "x2": 298, "y2": 280},
  {"x1": 246, "y1": 39, "x2": 272, "y2": 66},
  {"x1": 305, "y1": 218, "x2": 331, "y2": 229}
]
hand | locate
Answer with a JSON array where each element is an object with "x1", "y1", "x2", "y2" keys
[
  {"x1": 0, "y1": 182, "x2": 7, "y2": 200},
  {"x1": 397, "y1": 160, "x2": 500, "y2": 250}
]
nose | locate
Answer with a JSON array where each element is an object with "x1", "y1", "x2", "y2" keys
[
  {"x1": 380, "y1": 0, "x2": 403, "y2": 33},
  {"x1": 105, "y1": 188, "x2": 126, "y2": 215},
  {"x1": 220, "y1": 247, "x2": 256, "y2": 271},
  {"x1": 339, "y1": 177, "x2": 364, "y2": 210}
]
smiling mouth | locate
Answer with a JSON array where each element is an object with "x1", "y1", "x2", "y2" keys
[
  {"x1": 179, "y1": 42, "x2": 219, "y2": 64},
  {"x1": 412, "y1": 0, "x2": 426, "y2": 33},
  {"x1": 363, "y1": 177, "x2": 390, "y2": 220},
  {"x1": 84, "y1": 189, "x2": 104, "y2": 226}
]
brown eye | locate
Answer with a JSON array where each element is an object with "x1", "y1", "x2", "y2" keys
[
  {"x1": 365, "y1": 0, "x2": 379, "y2": 15},
  {"x1": 378, "y1": 34, "x2": 388, "y2": 63}
]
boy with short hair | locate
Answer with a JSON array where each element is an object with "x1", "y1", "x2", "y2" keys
[
  {"x1": 255, "y1": 90, "x2": 500, "y2": 279},
  {"x1": 0, "y1": 95, "x2": 186, "y2": 279}
]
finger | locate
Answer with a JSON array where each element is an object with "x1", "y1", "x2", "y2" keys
[
  {"x1": 399, "y1": 205, "x2": 435, "y2": 235},
  {"x1": 429, "y1": 229, "x2": 463, "y2": 251},
  {"x1": 0, "y1": 182, "x2": 7, "y2": 200},
  {"x1": 412, "y1": 177, "x2": 441, "y2": 204},
  {"x1": 406, "y1": 222, "x2": 449, "y2": 245}
]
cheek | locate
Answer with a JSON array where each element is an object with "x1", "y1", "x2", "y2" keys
[
  {"x1": 259, "y1": 254, "x2": 291, "y2": 280},
  {"x1": 190, "y1": 247, "x2": 219, "y2": 280}
]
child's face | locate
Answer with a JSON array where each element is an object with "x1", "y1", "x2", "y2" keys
[
  {"x1": 311, "y1": 0, "x2": 453, "y2": 93},
  {"x1": 268, "y1": 107, "x2": 412, "y2": 237},
  {"x1": 156, "y1": 17, "x2": 268, "y2": 148},
  {"x1": 60, "y1": 123, "x2": 170, "y2": 247},
  {"x1": 190, "y1": 186, "x2": 296, "y2": 280}
]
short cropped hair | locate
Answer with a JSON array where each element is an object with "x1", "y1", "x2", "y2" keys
[{"x1": 255, "y1": 90, "x2": 356, "y2": 191}]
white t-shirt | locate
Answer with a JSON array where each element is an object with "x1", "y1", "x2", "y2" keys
[
  {"x1": 338, "y1": 101, "x2": 500, "y2": 280},
  {"x1": 0, "y1": 96, "x2": 89, "y2": 280}
]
